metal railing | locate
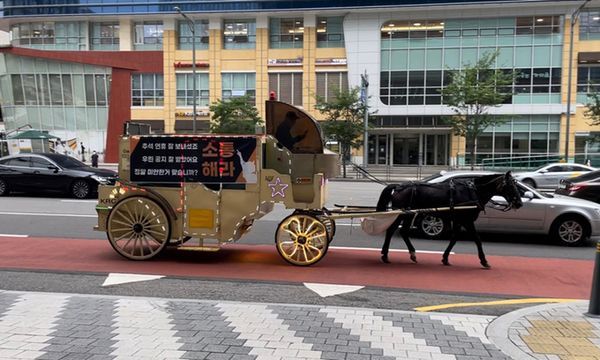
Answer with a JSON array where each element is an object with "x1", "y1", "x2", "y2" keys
[{"x1": 481, "y1": 154, "x2": 562, "y2": 170}]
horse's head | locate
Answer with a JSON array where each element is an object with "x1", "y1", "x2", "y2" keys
[{"x1": 496, "y1": 171, "x2": 523, "y2": 210}]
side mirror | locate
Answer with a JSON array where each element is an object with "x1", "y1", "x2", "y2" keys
[
  {"x1": 539, "y1": 169, "x2": 548, "y2": 174},
  {"x1": 523, "y1": 191, "x2": 534, "y2": 200},
  {"x1": 47, "y1": 165, "x2": 60, "y2": 173}
]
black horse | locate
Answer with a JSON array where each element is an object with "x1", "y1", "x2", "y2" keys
[{"x1": 375, "y1": 172, "x2": 523, "y2": 268}]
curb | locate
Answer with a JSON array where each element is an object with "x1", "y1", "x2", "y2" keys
[{"x1": 486, "y1": 300, "x2": 589, "y2": 360}]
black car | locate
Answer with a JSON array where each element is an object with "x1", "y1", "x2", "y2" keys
[
  {"x1": 0, "y1": 153, "x2": 118, "y2": 198},
  {"x1": 555, "y1": 169, "x2": 600, "y2": 203}
]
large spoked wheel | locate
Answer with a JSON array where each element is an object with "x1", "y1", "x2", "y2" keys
[
  {"x1": 276, "y1": 214, "x2": 329, "y2": 266},
  {"x1": 107, "y1": 197, "x2": 170, "y2": 260}
]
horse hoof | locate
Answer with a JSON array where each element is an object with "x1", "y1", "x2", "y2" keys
[
  {"x1": 381, "y1": 255, "x2": 390, "y2": 264},
  {"x1": 481, "y1": 261, "x2": 491, "y2": 269},
  {"x1": 410, "y1": 252, "x2": 417, "y2": 263},
  {"x1": 442, "y1": 259, "x2": 450, "y2": 266}
]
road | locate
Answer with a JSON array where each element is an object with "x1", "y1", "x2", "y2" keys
[{"x1": 0, "y1": 181, "x2": 595, "y2": 260}]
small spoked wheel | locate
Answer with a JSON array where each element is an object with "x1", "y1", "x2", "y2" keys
[
  {"x1": 317, "y1": 215, "x2": 336, "y2": 242},
  {"x1": 276, "y1": 214, "x2": 329, "y2": 266},
  {"x1": 107, "y1": 197, "x2": 170, "y2": 260}
]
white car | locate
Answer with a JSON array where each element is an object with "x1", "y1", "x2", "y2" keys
[
  {"x1": 415, "y1": 171, "x2": 600, "y2": 246},
  {"x1": 513, "y1": 163, "x2": 595, "y2": 189}
]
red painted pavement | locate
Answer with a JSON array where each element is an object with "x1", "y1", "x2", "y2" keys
[{"x1": 0, "y1": 236, "x2": 593, "y2": 299}]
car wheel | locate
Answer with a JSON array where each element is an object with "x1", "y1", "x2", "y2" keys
[
  {"x1": 522, "y1": 178, "x2": 536, "y2": 188},
  {"x1": 0, "y1": 178, "x2": 8, "y2": 196},
  {"x1": 550, "y1": 215, "x2": 590, "y2": 246},
  {"x1": 71, "y1": 179, "x2": 91, "y2": 199},
  {"x1": 418, "y1": 214, "x2": 448, "y2": 239}
]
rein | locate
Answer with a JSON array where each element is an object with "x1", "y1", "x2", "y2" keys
[{"x1": 476, "y1": 175, "x2": 517, "y2": 212}]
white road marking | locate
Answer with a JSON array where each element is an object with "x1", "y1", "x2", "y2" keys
[
  {"x1": 102, "y1": 273, "x2": 165, "y2": 287},
  {"x1": 0, "y1": 211, "x2": 96, "y2": 218},
  {"x1": 303, "y1": 283, "x2": 364, "y2": 298},
  {"x1": 112, "y1": 298, "x2": 183, "y2": 358},
  {"x1": 60, "y1": 200, "x2": 97, "y2": 203},
  {"x1": 0, "y1": 234, "x2": 28, "y2": 238},
  {"x1": 0, "y1": 292, "x2": 68, "y2": 357},
  {"x1": 330, "y1": 245, "x2": 453, "y2": 255},
  {"x1": 217, "y1": 303, "x2": 320, "y2": 358}
]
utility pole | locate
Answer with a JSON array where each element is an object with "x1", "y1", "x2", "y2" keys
[{"x1": 174, "y1": 7, "x2": 197, "y2": 134}]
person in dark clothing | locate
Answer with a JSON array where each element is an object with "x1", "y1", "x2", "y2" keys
[
  {"x1": 91, "y1": 151, "x2": 99, "y2": 168},
  {"x1": 80, "y1": 142, "x2": 86, "y2": 162},
  {"x1": 275, "y1": 111, "x2": 307, "y2": 151}
]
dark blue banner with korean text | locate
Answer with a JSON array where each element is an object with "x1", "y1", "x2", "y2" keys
[{"x1": 129, "y1": 136, "x2": 258, "y2": 184}]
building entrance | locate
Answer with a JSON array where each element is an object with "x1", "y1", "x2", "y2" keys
[{"x1": 367, "y1": 133, "x2": 449, "y2": 166}]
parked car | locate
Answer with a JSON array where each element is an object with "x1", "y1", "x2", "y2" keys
[
  {"x1": 0, "y1": 153, "x2": 117, "y2": 199},
  {"x1": 414, "y1": 170, "x2": 600, "y2": 246},
  {"x1": 556, "y1": 170, "x2": 600, "y2": 203},
  {"x1": 513, "y1": 163, "x2": 595, "y2": 189}
]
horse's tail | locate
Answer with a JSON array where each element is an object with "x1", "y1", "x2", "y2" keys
[{"x1": 376, "y1": 185, "x2": 396, "y2": 211}]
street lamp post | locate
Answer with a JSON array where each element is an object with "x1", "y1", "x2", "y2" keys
[
  {"x1": 361, "y1": 71, "x2": 369, "y2": 167},
  {"x1": 565, "y1": 0, "x2": 591, "y2": 161},
  {"x1": 174, "y1": 6, "x2": 197, "y2": 134}
]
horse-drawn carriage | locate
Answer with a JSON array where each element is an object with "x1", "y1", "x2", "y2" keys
[
  {"x1": 95, "y1": 101, "x2": 340, "y2": 266},
  {"x1": 95, "y1": 100, "x2": 523, "y2": 267}
]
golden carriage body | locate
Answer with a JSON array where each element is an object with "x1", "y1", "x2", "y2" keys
[{"x1": 95, "y1": 101, "x2": 339, "y2": 265}]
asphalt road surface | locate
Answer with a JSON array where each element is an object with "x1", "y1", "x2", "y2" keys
[{"x1": 0, "y1": 181, "x2": 595, "y2": 260}]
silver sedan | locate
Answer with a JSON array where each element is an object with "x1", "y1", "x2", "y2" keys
[
  {"x1": 415, "y1": 171, "x2": 600, "y2": 246},
  {"x1": 513, "y1": 163, "x2": 595, "y2": 189}
]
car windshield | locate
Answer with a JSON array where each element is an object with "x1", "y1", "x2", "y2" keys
[{"x1": 44, "y1": 154, "x2": 86, "y2": 169}]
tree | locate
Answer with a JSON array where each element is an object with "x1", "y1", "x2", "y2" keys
[
  {"x1": 585, "y1": 89, "x2": 600, "y2": 126},
  {"x1": 441, "y1": 51, "x2": 513, "y2": 170},
  {"x1": 315, "y1": 87, "x2": 371, "y2": 178},
  {"x1": 209, "y1": 96, "x2": 263, "y2": 134}
]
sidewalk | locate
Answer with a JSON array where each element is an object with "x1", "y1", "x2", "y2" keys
[{"x1": 0, "y1": 290, "x2": 597, "y2": 360}]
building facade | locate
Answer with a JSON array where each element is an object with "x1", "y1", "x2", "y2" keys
[{"x1": 0, "y1": 0, "x2": 598, "y2": 164}]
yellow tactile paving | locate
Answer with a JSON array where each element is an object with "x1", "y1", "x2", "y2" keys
[{"x1": 520, "y1": 319, "x2": 600, "y2": 360}]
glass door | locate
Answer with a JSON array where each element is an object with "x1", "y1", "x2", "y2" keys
[{"x1": 393, "y1": 135, "x2": 419, "y2": 165}]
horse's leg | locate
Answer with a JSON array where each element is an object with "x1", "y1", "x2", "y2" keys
[
  {"x1": 442, "y1": 220, "x2": 459, "y2": 266},
  {"x1": 381, "y1": 216, "x2": 403, "y2": 264},
  {"x1": 464, "y1": 221, "x2": 490, "y2": 269},
  {"x1": 400, "y1": 218, "x2": 417, "y2": 263}
]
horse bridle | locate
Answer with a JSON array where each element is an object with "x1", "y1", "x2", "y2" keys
[{"x1": 487, "y1": 176, "x2": 519, "y2": 212}]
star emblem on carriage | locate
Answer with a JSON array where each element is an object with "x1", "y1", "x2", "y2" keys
[{"x1": 268, "y1": 177, "x2": 289, "y2": 198}]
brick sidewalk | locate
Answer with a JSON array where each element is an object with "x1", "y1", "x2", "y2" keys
[{"x1": 0, "y1": 290, "x2": 596, "y2": 360}]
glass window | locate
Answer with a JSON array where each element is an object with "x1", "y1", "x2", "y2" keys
[
  {"x1": 133, "y1": 21, "x2": 163, "y2": 49},
  {"x1": 177, "y1": 20, "x2": 209, "y2": 50},
  {"x1": 131, "y1": 73, "x2": 164, "y2": 107},
  {"x1": 268, "y1": 73, "x2": 303, "y2": 106},
  {"x1": 580, "y1": 10, "x2": 600, "y2": 40},
  {"x1": 316, "y1": 72, "x2": 348, "y2": 102},
  {"x1": 269, "y1": 18, "x2": 303, "y2": 49},
  {"x1": 317, "y1": 16, "x2": 344, "y2": 48},
  {"x1": 175, "y1": 73, "x2": 210, "y2": 107},
  {"x1": 223, "y1": 19, "x2": 256, "y2": 49},
  {"x1": 30, "y1": 157, "x2": 52, "y2": 168},
  {"x1": 90, "y1": 22, "x2": 119, "y2": 50},
  {"x1": 11, "y1": 74, "x2": 25, "y2": 105},
  {"x1": 221, "y1": 73, "x2": 255, "y2": 103}
]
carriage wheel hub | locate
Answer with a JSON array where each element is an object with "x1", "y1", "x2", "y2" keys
[
  {"x1": 297, "y1": 236, "x2": 307, "y2": 245},
  {"x1": 133, "y1": 224, "x2": 144, "y2": 234}
]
